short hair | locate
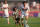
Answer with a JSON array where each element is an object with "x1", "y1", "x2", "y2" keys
[
  {"x1": 23, "y1": 1, "x2": 26, "y2": 4},
  {"x1": 4, "y1": 0, "x2": 7, "y2": 3}
]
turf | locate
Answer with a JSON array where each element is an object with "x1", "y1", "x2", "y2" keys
[{"x1": 0, "y1": 17, "x2": 40, "y2": 27}]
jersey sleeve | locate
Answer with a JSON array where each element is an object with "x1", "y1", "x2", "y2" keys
[
  {"x1": 1, "y1": 4, "x2": 4, "y2": 8},
  {"x1": 7, "y1": 4, "x2": 8, "y2": 7},
  {"x1": 13, "y1": 12, "x2": 15, "y2": 17},
  {"x1": 21, "y1": 4, "x2": 24, "y2": 9}
]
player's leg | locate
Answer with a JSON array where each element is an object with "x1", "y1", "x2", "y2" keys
[
  {"x1": 1, "y1": 15, "x2": 3, "y2": 19},
  {"x1": 21, "y1": 14, "x2": 24, "y2": 26},
  {"x1": 15, "y1": 18, "x2": 18, "y2": 26},
  {"x1": 18, "y1": 18, "x2": 21, "y2": 26},
  {"x1": 19, "y1": 20, "x2": 20, "y2": 25},
  {"x1": 15, "y1": 20, "x2": 17, "y2": 26},
  {"x1": 25, "y1": 13, "x2": 28, "y2": 24},
  {"x1": 21, "y1": 11, "x2": 25, "y2": 26},
  {"x1": 15, "y1": 18, "x2": 17, "y2": 24},
  {"x1": 7, "y1": 14, "x2": 10, "y2": 24},
  {"x1": 13, "y1": 16, "x2": 15, "y2": 20},
  {"x1": 7, "y1": 17, "x2": 10, "y2": 24},
  {"x1": 5, "y1": 13, "x2": 10, "y2": 24}
]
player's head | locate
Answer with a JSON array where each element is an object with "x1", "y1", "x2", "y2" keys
[
  {"x1": 14, "y1": 7, "x2": 17, "y2": 12},
  {"x1": 4, "y1": 1, "x2": 7, "y2": 4},
  {"x1": 23, "y1": 1, "x2": 26, "y2": 6}
]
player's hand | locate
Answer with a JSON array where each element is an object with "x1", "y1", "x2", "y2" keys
[
  {"x1": 4, "y1": 7, "x2": 7, "y2": 9},
  {"x1": 13, "y1": 17, "x2": 15, "y2": 20},
  {"x1": 28, "y1": 10, "x2": 30, "y2": 13},
  {"x1": 2, "y1": 10, "x2": 4, "y2": 12},
  {"x1": 2, "y1": 10, "x2": 5, "y2": 12},
  {"x1": 22, "y1": 7, "x2": 25, "y2": 9},
  {"x1": 22, "y1": 7, "x2": 27, "y2": 9}
]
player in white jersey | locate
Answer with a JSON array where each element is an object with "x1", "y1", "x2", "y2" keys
[
  {"x1": 1, "y1": 1, "x2": 10, "y2": 24},
  {"x1": 32, "y1": 1, "x2": 36, "y2": 9},
  {"x1": 36, "y1": 3, "x2": 39, "y2": 11},
  {"x1": 21, "y1": 1, "x2": 30, "y2": 26}
]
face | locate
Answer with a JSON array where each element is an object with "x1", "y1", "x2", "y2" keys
[
  {"x1": 24, "y1": 3, "x2": 26, "y2": 6},
  {"x1": 5, "y1": 1, "x2": 7, "y2": 4},
  {"x1": 15, "y1": 8, "x2": 17, "y2": 12}
]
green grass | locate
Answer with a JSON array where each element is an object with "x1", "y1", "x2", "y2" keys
[{"x1": 0, "y1": 17, "x2": 40, "y2": 27}]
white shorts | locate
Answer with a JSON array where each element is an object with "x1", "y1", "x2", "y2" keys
[
  {"x1": 4, "y1": 9, "x2": 9, "y2": 17},
  {"x1": 21, "y1": 11, "x2": 29, "y2": 18},
  {"x1": 4, "y1": 12, "x2": 9, "y2": 17}
]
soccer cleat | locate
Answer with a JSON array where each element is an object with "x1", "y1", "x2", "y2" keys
[{"x1": 8, "y1": 23, "x2": 10, "y2": 24}]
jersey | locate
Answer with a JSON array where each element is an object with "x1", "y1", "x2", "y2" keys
[
  {"x1": 2, "y1": 4, "x2": 8, "y2": 12},
  {"x1": 21, "y1": 4, "x2": 30, "y2": 12},
  {"x1": 32, "y1": 1, "x2": 36, "y2": 6},
  {"x1": 2, "y1": 4, "x2": 9, "y2": 17},
  {"x1": 13, "y1": 11, "x2": 19, "y2": 18},
  {"x1": 21, "y1": 3, "x2": 30, "y2": 18}
]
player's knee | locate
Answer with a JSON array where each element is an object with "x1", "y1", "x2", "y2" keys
[
  {"x1": 13, "y1": 17, "x2": 15, "y2": 20},
  {"x1": 19, "y1": 20, "x2": 20, "y2": 23}
]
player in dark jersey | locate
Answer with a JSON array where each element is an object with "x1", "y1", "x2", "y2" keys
[{"x1": 13, "y1": 7, "x2": 20, "y2": 26}]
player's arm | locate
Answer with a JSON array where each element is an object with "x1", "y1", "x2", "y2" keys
[
  {"x1": 28, "y1": 6, "x2": 30, "y2": 13},
  {"x1": 13, "y1": 16, "x2": 15, "y2": 20},
  {"x1": 7, "y1": 7, "x2": 9, "y2": 9},
  {"x1": 4, "y1": 4, "x2": 9, "y2": 9},
  {"x1": 13, "y1": 12, "x2": 15, "y2": 20},
  {"x1": 21, "y1": 4, "x2": 25, "y2": 9},
  {"x1": 1, "y1": 7, "x2": 5, "y2": 12},
  {"x1": 22, "y1": 7, "x2": 28, "y2": 10},
  {"x1": 1, "y1": 7, "x2": 3, "y2": 10},
  {"x1": 22, "y1": 7, "x2": 27, "y2": 9}
]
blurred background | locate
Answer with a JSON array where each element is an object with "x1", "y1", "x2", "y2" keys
[{"x1": 0, "y1": 0, "x2": 40, "y2": 17}]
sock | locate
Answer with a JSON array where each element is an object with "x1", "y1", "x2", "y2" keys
[{"x1": 7, "y1": 18, "x2": 9, "y2": 23}]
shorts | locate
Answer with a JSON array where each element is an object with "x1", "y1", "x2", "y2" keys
[
  {"x1": 4, "y1": 9, "x2": 9, "y2": 17},
  {"x1": 15, "y1": 18, "x2": 20, "y2": 23},
  {"x1": 21, "y1": 11, "x2": 29, "y2": 18},
  {"x1": 4, "y1": 13, "x2": 9, "y2": 17}
]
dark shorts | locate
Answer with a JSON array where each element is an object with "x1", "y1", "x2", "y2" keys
[{"x1": 15, "y1": 18, "x2": 20, "y2": 23}]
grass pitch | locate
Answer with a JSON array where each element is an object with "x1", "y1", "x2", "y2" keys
[{"x1": 0, "y1": 17, "x2": 40, "y2": 27}]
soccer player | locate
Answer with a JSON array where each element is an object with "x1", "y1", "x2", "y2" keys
[
  {"x1": 36, "y1": 3, "x2": 39, "y2": 11},
  {"x1": 21, "y1": 1, "x2": 30, "y2": 26},
  {"x1": 13, "y1": 7, "x2": 20, "y2": 26},
  {"x1": 1, "y1": 1, "x2": 10, "y2": 24},
  {"x1": 1, "y1": 2, "x2": 3, "y2": 19},
  {"x1": 32, "y1": 1, "x2": 36, "y2": 9}
]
